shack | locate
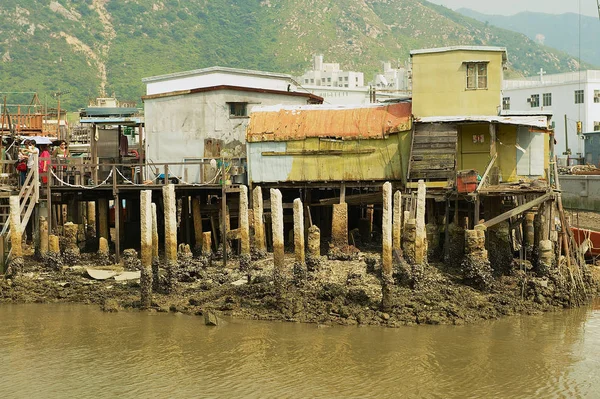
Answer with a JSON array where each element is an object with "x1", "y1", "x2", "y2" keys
[{"x1": 246, "y1": 101, "x2": 412, "y2": 186}]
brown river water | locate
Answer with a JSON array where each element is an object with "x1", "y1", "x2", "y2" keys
[{"x1": 1, "y1": 302, "x2": 600, "y2": 398}]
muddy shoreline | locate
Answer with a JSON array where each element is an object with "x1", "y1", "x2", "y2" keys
[{"x1": 1, "y1": 246, "x2": 598, "y2": 327}]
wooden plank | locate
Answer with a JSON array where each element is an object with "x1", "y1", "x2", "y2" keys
[
  {"x1": 411, "y1": 153, "x2": 455, "y2": 161},
  {"x1": 475, "y1": 153, "x2": 498, "y2": 193},
  {"x1": 481, "y1": 192, "x2": 554, "y2": 228},
  {"x1": 410, "y1": 162, "x2": 455, "y2": 171},
  {"x1": 409, "y1": 170, "x2": 455, "y2": 179},
  {"x1": 405, "y1": 181, "x2": 451, "y2": 189},
  {"x1": 414, "y1": 136, "x2": 458, "y2": 144},
  {"x1": 412, "y1": 146, "x2": 456, "y2": 153}
]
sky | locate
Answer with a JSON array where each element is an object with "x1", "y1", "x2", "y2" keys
[{"x1": 426, "y1": 0, "x2": 598, "y2": 17}]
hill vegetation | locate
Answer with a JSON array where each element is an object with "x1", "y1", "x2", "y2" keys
[{"x1": 0, "y1": 0, "x2": 593, "y2": 110}]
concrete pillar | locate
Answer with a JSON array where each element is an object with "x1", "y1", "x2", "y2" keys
[
  {"x1": 525, "y1": 211, "x2": 535, "y2": 249},
  {"x1": 97, "y1": 198, "x2": 109, "y2": 241},
  {"x1": 462, "y1": 226, "x2": 493, "y2": 291},
  {"x1": 415, "y1": 180, "x2": 427, "y2": 264},
  {"x1": 39, "y1": 216, "x2": 48, "y2": 258},
  {"x1": 239, "y1": 186, "x2": 250, "y2": 256},
  {"x1": 381, "y1": 183, "x2": 394, "y2": 312},
  {"x1": 293, "y1": 198, "x2": 305, "y2": 264},
  {"x1": 49, "y1": 235, "x2": 60, "y2": 254},
  {"x1": 382, "y1": 182, "x2": 393, "y2": 275},
  {"x1": 151, "y1": 202, "x2": 159, "y2": 292},
  {"x1": 63, "y1": 222, "x2": 80, "y2": 265},
  {"x1": 271, "y1": 189, "x2": 285, "y2": 274},
  {"x1": 331, "y1": 203, "x2": 348, "y2": 247},
  {"x1": 487, "y1": 222, "x2": 512, "y2": 276},
  {"x1": 191, "y1": 196, "x2": 203, "y2": 252},
  {"x1": 393, "y1": 190, "x2": 402, "y2": 251},
  {"x1": 202, "y1": 232, "x2": 212, "y2": 256},
  {"x1": 538, "y1": 239, "x2": 554, "y2": 276},
  {"x1": 403, "y1": 219, "x2": 417, "y2": 264},
  {"x1": 163, "y1": 184, "x2": 177, "y2": 291},
  {"x1": 445, "y1": 222, "x2": 465, "y2": 271},
  {"x1": 46, "y1": 233, "x2": 62, "y2": 271},
  {"x1": 140, "y1": 190, "x2": 153, "y2": 309},
  {"x1": 252, "y1": 186, "x2": 266, "y2": 255},
  {"x1": 97, "y1": 237, "x2": 110, "y2": 265},
  {"x1": 7, "y1": 196, "x2": 23, "y2": 275},
  {"x1": 86, "y1": 201, "x2": 96, "y2": 240},
  {"x1": 307, "y1": 224, "x2": 321, "y2": 272}
]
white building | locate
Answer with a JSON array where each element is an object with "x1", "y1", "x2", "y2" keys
[
  {"x1": 372, "y1": 61, "x2": 410, "y2": 91},
  {"x1": 297, "y1": 56, "x2": 410, "y2": 105},
  {"x1": 298, "y1": 55, "x2": 364, "y2": 88},
  {"x1": 142, "y1": 66, "x2": 322, "y2": 181},
  {"x1": 503, "y1": 70, "x2": 600, "y2": 163}
]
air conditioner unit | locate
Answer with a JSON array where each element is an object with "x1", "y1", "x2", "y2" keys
[{"x1": 526, "y1": 97, "x2": 531, "y2": 102}]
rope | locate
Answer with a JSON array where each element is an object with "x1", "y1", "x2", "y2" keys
[
  {"x1": 50, "y1": 169, "x2": 113, "y2": 189},
  {"x1": 115, "y1": 167, "x2": 161, "y2": 186}
]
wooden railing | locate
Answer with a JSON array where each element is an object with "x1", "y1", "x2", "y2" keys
[{"x1": 0, "y1": 155, "x2": 39, "y2": 272}]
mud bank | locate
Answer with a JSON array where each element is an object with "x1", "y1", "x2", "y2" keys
[{"x1": 1, "y1": 247, "x2": 598, "y2": 327}]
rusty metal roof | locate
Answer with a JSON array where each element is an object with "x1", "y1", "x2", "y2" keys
[{"x1": 247, "y1": 102, "x2": 412, "y2": 142}]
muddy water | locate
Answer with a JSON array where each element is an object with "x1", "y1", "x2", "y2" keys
[{"x1": 1, "y1": 303, "x2": 600, "y2": 398}]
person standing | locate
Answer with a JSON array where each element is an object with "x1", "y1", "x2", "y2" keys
[
  {"x1": 39, "y1": 144, "x2": 51, "y2": 184},
  {"x1": 26, "y1": 140, "x2": 39, "y2": 183}
]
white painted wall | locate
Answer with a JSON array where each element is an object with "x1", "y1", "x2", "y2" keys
[
  {"x1": 144, "y1": 89, "x2": 313, "y2": 181},
  {"x1": 504, "y1": 70, "x2": 600, "y2": 162},
  {"x1": 299, "y1": 85, "x2": 409, "y2": 105}
]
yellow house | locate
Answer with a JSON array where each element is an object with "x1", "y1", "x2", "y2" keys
[
  {"x1": 408, "y1": 46, "x2": 551, "y2": 185},
  {"x1": 411, "y1": 46, "x2": 507, "y2": 117}
]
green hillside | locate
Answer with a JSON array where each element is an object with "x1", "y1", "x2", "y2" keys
[{"x1": 0, "y1": 0, "x2": 593, "y2": 110}]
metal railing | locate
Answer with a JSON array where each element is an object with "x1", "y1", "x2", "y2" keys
[{"x1": 44, "y1": 157, "x2": 247, "y2": 189}]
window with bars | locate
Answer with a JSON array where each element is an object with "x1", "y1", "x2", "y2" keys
[
  {"x1": 502, "y1": 97, "x2": 510, "y2": 110},
  {"x1": 575, "y1": 90, "x2": 584, "y2": 104},
  {"x1": 543, "y1": 93, "x2": 552, "y2": 107},
  {"x1": 595, "y1": 90, "x2": 600, "y2": 103},
  {"x1": 228, "y1": 102, "x2": 248, "y2": 117},
  {"x1": 530, "y1": 94, "x2": 540, "y2": 108},
  {"x1": 466, "y1": 62, "x2": 487, "y2": 89}
]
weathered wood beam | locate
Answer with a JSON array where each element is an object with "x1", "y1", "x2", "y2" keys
[{"x1": 481, "y1": 192, "x2": 554, "y2": 228}]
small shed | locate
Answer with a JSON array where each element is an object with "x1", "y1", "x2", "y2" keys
[
  {"x1": 584, "y1": 131, "x2": 600, "y2": 167},
  {"x1": 246, "y1": 102, "x2": 413, "y2": 185}
]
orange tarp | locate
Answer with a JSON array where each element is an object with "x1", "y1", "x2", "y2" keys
[{"x1": 247, "y1": 102, "x2": 412, "y2": 142}]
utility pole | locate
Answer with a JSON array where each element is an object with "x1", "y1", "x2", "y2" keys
[
  {"x1": 564, "y1": 114, "x2": 570, "y2": 157},
  {"x1": 53, "y1": 90, "x2": 70, "y2": 140}
]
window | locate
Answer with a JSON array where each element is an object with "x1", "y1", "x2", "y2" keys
[
  {"x1": 543, "y1": 93, "x2": 552, "y2": 107},
  {"x1": 529, "y1": 94, "x2": 539, "y2": 108},
  {"x1": 595, "y1": 90, "x2": 600, "y2": 103},
  {"x1": 502, "y1": 97, "x2": 510, "y2": 110},
  {"x1": 466, "y1": 62, "x2": 487, "y2": 89},
  {"x1": 228, "y1": 102, "x2": 247, "y2": 117},
  {"x1": 304, "y1": 79, "x2": 308, "y2": 84},
  {"x1": 327, "y1": 77, "x2": 331, "y2": 82},
  {"x1": 595, "y1": 122, "x2": 600, "y2": 131},
  {"x1": 575, "y1": 90, "x2": 584, "y2": 104},
  {"x1": 310, "y1": 79, "x2": 314, "y2": 84},
  {"x1": 345, "y1": 77, "x2": 348, "y2": 81}
]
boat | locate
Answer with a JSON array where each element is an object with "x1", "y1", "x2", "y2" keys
[{"x1": 571, "y1": 226, "x2": 600, "y2": 256}]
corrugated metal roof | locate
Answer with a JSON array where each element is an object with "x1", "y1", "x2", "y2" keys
[{"x1": 247, "y1": 102, "x2": 412, "y2": 142}]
